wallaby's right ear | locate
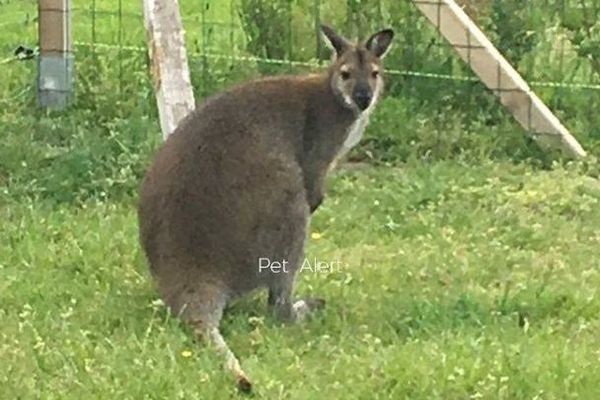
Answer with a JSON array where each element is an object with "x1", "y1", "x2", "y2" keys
[{"x1": 321, "y1": 24, "x2": 350, "y2": 57}]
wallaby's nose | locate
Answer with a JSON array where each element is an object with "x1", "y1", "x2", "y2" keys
[{"x1": 353, "y1": 90, "x2": 372, "y2": 111}]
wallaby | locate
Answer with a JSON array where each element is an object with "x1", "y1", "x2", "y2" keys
[{"x1": 138, "y1": 24, "x2": 394, "y2": 392}]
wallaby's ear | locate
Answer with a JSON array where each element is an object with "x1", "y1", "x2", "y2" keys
[
  {"x1": 365, "y1": 28, "x2": 395, "y2": 59},
  {"x1": 321, "y1": 24, "x2": 351, "y2": 57}
]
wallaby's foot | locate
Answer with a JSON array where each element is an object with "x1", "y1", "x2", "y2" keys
[
  {"x1": 292, "y1": 297, "x2": 326, "y2": 321},
  {"x1": 189, "y1": 300, "x2": 252, "y2": 393},
  {"x1": 237, "y1": 375, "x2": 253, "y2": 393},
  {"x1": 269, "y1": 294, "x2": 325, "y2": 322},
  {"x1": 268, "y1": 279, "x2": 326, "y2": 322},
  {"x1": 204, "y1": 326, "x2": 253, "y2": 392}
]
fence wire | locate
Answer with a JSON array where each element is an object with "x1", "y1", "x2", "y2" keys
[
  {"x1": 2, "y1": 1, "x2": 599, "y2": 87},
  {"x1": 1, "y1": 0, "x2": 599, "y2": 143}
]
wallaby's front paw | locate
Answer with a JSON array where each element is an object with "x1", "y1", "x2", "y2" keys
[
  {"x1": 303, "y1": 297, "x2": 326, "y2": 310},
  {"x1": 292, "y1": 297, "x2": 326, "y2": 321}
]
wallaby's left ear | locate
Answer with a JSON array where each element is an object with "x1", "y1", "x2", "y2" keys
[
  {"x1": 321, "y1": 24, "x2": 351, "y2": 57},
  {"x1": 365, "y1": 28, "x2": 395, "y2": 58}
]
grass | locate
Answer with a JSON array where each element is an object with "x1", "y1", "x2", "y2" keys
[
  {"x1": 2, "y1": 161, "x2": 600, "y2": 399},
  {"x1": 2, "y1": 0, "x2": 600, "y2": 399}
]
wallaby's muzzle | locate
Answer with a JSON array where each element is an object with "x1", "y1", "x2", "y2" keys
[{"x1": 353, "y1": 88, "x2": 372, "y2": 111}]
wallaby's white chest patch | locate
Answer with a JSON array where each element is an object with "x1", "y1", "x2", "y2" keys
[
  {"x1": 337, "y1": 113, "x2": 370, "y2": 159},
  {"x1": 345, "y1": 114, "x2": 369, "y2": 149}
]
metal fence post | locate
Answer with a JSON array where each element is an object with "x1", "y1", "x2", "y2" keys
[{"x1": 38, "y1": 0, "x2": 74, "y2": 109}]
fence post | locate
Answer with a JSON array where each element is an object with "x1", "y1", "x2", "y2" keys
[
  {"x1": 143, "y1": 0, "x2": 195, "y2": 139},
  {"x1": 412, "y1": 0, "x2": 587, "y2": 158},
  {"x1": 38, "y1": 0, "x2": 74, "y2": 109}
]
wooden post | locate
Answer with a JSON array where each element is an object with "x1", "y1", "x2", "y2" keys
[
  {"x1": 38, "y1": 0, "x2": 74, "y2": 109},
  {"x1": 412, "y1": 0, "x2": 587, "y2": 158},
  {"x1": 143, "y1": 0, "x2": 195, "y2": 139}
]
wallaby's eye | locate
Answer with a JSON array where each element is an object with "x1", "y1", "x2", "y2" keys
[
  {"x1": 371, "y1": 70, "x2": 379, "y2": 79},
  {"x1": 340, "y1": 70, "x2": 351, "y2": 80}
]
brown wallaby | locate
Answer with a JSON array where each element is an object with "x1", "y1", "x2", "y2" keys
[{"x1": 138, "y1": 24, "x2": 394, "y2": 392}]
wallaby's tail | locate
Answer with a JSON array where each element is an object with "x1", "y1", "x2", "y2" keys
[{"x1": 202, "y1": 326, "x2": 252, "y2": 392}]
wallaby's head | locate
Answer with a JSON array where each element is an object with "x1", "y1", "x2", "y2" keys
[{"x1": 321, "y1": 25, "x2": 394, "y2": 113}]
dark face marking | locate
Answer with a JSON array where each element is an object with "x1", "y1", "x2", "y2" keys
[{"x1": 356, "y1": 48, "x2": 366, "y2": 66}]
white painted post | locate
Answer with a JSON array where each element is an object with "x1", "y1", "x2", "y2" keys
[
  {"x1": 143, "y1": 0, "x2": 195, "y2": 139},
  {"x1": 38, "y1": 0, "x2": 74, "y2": 109},
  {"x1": 412, "y1": 0, "x2": 587, "y2": 158}
]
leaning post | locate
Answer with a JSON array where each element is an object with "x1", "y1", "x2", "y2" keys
[{"x1": 412, "y1": 0, "x2": 587, "y2": 158}]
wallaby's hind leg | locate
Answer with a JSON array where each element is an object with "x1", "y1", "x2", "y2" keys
[
  {"x1": 173, "y1": 285, "x2": 252, "y2": 392},
  {"x1": 268, "y1": 273, "x2": 325, "y2": 322},
  {"x1": 192, "y1": 321, "x2": 252, "y2": 392}
]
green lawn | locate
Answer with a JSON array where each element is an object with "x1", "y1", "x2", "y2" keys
[{"x1": 2, "y1": 161, "x2": 600, "y2": 399}]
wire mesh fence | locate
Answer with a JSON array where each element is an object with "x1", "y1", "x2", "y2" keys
[{"x1": 1, "y1": 0, "x2": 599, "y2": 158}]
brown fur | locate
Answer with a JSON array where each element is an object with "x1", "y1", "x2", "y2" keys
[{"x1": 137, "y1": 25, "x2": 394, "y2": 391}]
